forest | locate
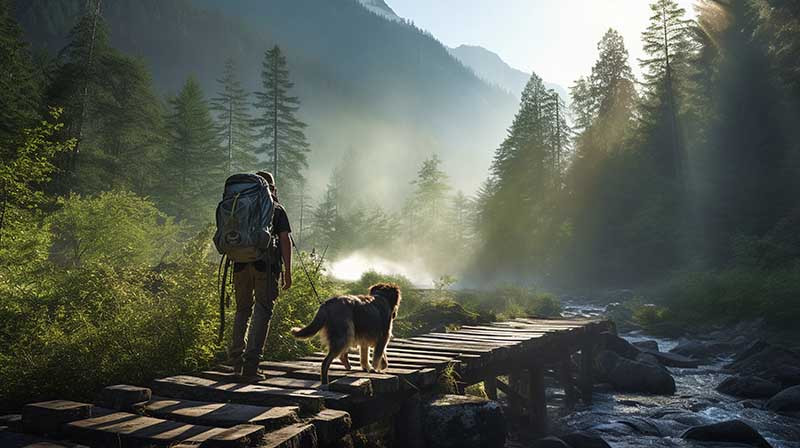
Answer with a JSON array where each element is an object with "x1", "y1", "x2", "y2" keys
[{"x1": 2, "y1": 0, "x2": 800, "y2": 416}]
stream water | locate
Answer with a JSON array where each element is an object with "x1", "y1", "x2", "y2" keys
[{"x1": 548, "y1": 301, "x2": 800, "y2": 448}]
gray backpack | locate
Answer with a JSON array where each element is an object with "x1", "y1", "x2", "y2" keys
[{"x1": 213, "y1": 173, "x2": 275, "y2": 263}]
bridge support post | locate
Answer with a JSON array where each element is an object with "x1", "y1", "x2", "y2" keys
[
  {"x1": 528, "y1": 366, "x2": 547, "y2": 435},
  {"x1": 484, "y1": 376, "x2": 497, "y2": 400},
  {"x1": 559, "y1": 356, "x2": 577, "y2": 410},
  {"x1": 579, "y1": 338, "x2": 594, "y2": 404}
]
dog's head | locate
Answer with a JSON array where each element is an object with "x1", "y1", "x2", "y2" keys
[{"x1": 369, "y1": 283, "x2": 402, "y2": 317}]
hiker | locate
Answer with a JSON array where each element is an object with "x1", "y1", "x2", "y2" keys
[{"x1": 228, "y1": 171, "x2": 292, "y2": 380}]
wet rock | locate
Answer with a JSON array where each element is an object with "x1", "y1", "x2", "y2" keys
[
  {"x1": 728, "y1": 344, "x2": 800, "y2": 387},
  {"x1": 531, "y1": 436, "x2": 570, "y2": 448},
  {"x1": 652, "y1": 410, "x2": 713, "y2": 428},
  {"x1": 670, "y1": 339, "x2": 715, "y2": 359},
  {"x1": 632, "y1": 340, "x2": 659, "y2": 351},
  {"x1": 598, "y1": 332, "x2": 640, "y2": 359},
  {"x1": 766, "y1": 385, "x2": 800, "y2": 414},
  {"x1": 733, "y1": 340, "x2": 770, "y2": 363},
  {"x1": 716, "y1": 375, "x2": 781, "y2": 399},
  {"x1": 681, "y1": 419, "x2": 773, "y2": 448},
  {"x1": 559, "y1": 432, "x2": 611, "y2": 448},
  {"x1": 596, "y1": 350, "x2": 676, "y2": 395},
  {"x1": 421, "y1": 394, "x2": 506, "y2": 448},
  {"x1": 614, "y1": 417, "x2": 663, "y2": 436},
  {"x1": 636, "y1": 353, "x2": 660, "y2": 366},
  {"x1": 640, "y1": 349, "x2": 700, "y2": 368}
]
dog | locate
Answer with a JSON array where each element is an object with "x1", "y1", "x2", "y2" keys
[{"x1": 291, "y1": 283, "x2": 401, "y2": 384}]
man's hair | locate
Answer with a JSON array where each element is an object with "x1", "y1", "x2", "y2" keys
[{"x1": 256, "y1": 171, "x2": 275, "y2": 186}]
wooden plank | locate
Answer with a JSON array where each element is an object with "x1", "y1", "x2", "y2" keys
[
  {"x1": 453, "y1": 328, "x2": 543, "y2": 339},
  {"x1": 407, "y1": 336, "x2": 509, "y2": 349},
  {"x1": 309, "y1": 410, "x2": 350, "y2": 446},
  {"x1": 385, "y1": 347, "x2": 483, "y2": 369},
  {"x1": 260, "y1": 376, "x2": 373, "y2": 397},
  {"x1": 529, "y1": 367, "x2": 547, "y2": 435},
  {"x1": 63, "y1": 410, "x2": 265, "y2": 448},
  {"x1": 151, "y1": 376, "x2": 330, "y2": 414},
  {"x1": 259, "y1": 423, "x2": 316, "y2": 448},
  {"x1": 22, "y1": 400, "x2": 94, "y2": 435},
  {"x1": 426, "y1": 332, "x2": 524, "y2": 344},
  {"x1": 306, "y1": 351, "x2": 455, "y2": 367},
  {"x1": 0, "y1": 427, "x2": 89, "y2": 448},
  {"x1": 299, "y1": 355, "x2": 430, "y2": 370},
  {"x1": 388, "y1": 340, "x2": 494, "y2": 357},
  {"x1": 284, "y1": 371, "x2": 399, "y2": 394},
  {"x1": 260, "y1": 361, "x2": 418, "y2": 377},
  {"x1": 140, "y1": 396, "x2": 299, "y2": 430},
  {"x1": 100, "y1": 385, "x2": 152, "y2": 411}
]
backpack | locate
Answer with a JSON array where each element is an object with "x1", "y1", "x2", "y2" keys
[{"x1": 213, "y1": 173, "x2": 276, "y2": 263}]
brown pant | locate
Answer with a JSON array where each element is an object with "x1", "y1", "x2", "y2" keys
[{"x1": 229, "y1": 262, "x2": 279, "y2": 366}]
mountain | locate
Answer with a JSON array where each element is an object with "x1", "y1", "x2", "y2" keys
[
  {"x1": 358, "y1": 0, "x2": 402, "y2": 21},
  {"x1": 14, "y1": 0, "x2": 518, "y2": 198},
  {"x1": 449, "y1": 44, "x2": 568, "y2": 102}
]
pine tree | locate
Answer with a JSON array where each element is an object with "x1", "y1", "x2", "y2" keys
[
  {"x1": 0, "y1": 0, "x2": 41, "y2": 151},
  {"x1": 253, "y1": 46, "x2": 310, "y2": 204},
  {"x1": 210, "y1": 58, "x2": 257, "y2": 176},
  {"x1": 161, "y1": 77, "x2": 223, "y2": 223},
  {"x1": 640, "y1": 0, "x2": 695, "y2": 178}
]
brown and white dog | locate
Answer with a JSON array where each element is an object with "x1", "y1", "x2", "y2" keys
[{"x1": 291, "y1": 283, "x2": 401, "y2": 384}]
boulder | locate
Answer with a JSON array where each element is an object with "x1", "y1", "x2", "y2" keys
[
  {"x1": 728, "y1": 344, "x2": 800, "y2": 386},
  {"x1": 531, "y1": 436, "x2": 570, "y2": 448},
  {"x1": 596, "y1": 350, "x2": 676, "y2": 395},
  {"x1": 635, "y1": 353, "x2": 660, "y2": 366},
  {"x1": 597, "y1": 332, "x2": 640, "y2": 359},
  {"x1": 559, "y1": 432, "x2": 611, "y2": 448},
  {"x1": 670, "y1": 339, "x2": 715, "y2": 359},
  {"x1": 640, "y1": 349, "x2": 700, "y2": 368},
  {"x1": 681, "y1": 420, "x2": 772, "y2": 448},
  {"x1": 422, "y1": 395, "x2": 506, "y2": 448},
  {"x1": 632, "y1": 340, "x2": 659, "y2": 351},
  {"x1": 716, "y1": 375, "x2": 782, "y2": 399},
  {"x1": 766, "y1": 385, "x2": 800, "y2": 414}
]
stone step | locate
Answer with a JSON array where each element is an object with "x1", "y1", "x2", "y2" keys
[
  {"x1": 151, "y1": 376, "x2": 334, "y2": 414},
  {"x1": 63, "y1": 410, "x2": 265, "y2": 448},
  {"x1": 260, "y1": 423, "x2": 317, "y2": 448},
  {"x1": 140, "y1": 397, "x2": 299, "y2": 430},
  {"x1": 307, "y1": 410, "x2": 350, "y2": 446},
  {"x1": 0, "y1": 426, "x2": 89, "y2": 447},
  {"x1": 22, "y1": 401, "x2": 95, "y2": 435}
]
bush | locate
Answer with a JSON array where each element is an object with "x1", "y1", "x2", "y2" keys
[{"x1": 457, "y1": 286, "x2": 561, "y2": 320}]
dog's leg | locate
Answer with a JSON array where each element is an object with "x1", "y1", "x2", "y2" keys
[
  {"x1": 379, "y1": 352, "x2": 388, "y2": 371},
  {"x1": 360, "y1": 344, "x2": 371, "y2": 372},
  {"x1": 321, "y1": 351, "x2": 336, "y2": 385},
  {"x1": 372, "y1": 337, "x2": 389, "y2": 373},
  {"x1": 339, "y1": 352, "x2": 352, "y2": 370}
]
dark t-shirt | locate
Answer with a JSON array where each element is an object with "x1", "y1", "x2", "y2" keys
[{"x1": 234, "y1": 202, "x2": 291, "y2": 272}]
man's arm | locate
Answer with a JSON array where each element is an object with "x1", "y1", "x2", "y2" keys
[{"x1": 279, "y1": 231, "x2": 292, "y2": 290}]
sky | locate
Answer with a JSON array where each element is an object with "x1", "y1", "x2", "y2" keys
[{"x1": 389, "y1": 0, "x2": 698, "y2": 88}]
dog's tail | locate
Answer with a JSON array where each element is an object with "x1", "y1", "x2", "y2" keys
[{"x1": 291, "y1": 304, "x2": 327, "y2": 339}]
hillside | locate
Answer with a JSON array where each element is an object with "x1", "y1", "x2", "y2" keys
[
  {"x1": 14, "y1": 0, "x2": 518, "y2": 197},
  {"x1": 448, "y1": 44, "x2": 567, "y2": 101}
]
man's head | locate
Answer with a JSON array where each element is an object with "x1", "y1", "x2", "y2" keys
[{"x1": 256, "y1": 171, "x2": 277, "y2": 195}]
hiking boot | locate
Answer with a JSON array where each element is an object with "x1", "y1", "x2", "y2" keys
[
  {"x1": 240, "y1": 363, "x2": 265, "y2": 382},
  {"x1": 224, "y1": 356, "x2": 244, "y2": 375}
]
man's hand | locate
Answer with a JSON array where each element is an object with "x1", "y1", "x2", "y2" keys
[{"x1": 282, "y1": 269, "x2": 292, "y2": 290}]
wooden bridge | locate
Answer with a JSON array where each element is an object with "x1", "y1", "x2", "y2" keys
[{"x1": 1, "y1": 317, "x2": 613, "y2": 448}]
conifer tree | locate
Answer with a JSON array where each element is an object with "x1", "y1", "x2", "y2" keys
[
  {"x1": 0, "y1": 0, "x2": 41, "y2": 151},
  {"x1": 211, "y1": 58, "x2": 257, "y2": 176},
  {"x1": 254, "y1": 45, "x2": 310, "y2": 204},
  {"x1": 161, "y1": 77, "x2": 223, "y2": 223},
  {"x1": 640, "y1": 0, "x2": 694, "y2": 178}
]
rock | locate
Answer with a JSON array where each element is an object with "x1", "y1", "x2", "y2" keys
[
  {"x1": 596, "y1": 350, "x2": 676, "y2": 395},
  {"x1": 640, "y1": 349, "x2": 701, "y2": 368},
  {"x1": 733, "y1": 340, "x2": 770, "y2": 363},
  {"x1": 632, "y1": 340, "x2": 659, "y2": 351},
  {"x1": 597, "y1": 332, "x2": 640, "y2": 359},
  {"x1": 670, "y1": 339, "x2": 715, "y2": 359},
  {"x1": 681, "y1": 419, "x2": 773, "y2": 448},
  {"x1": 766, "y1": 385, "x2": 800, "y2": 414},
  {"x1": 636, "y1": 353, "x2": 661, "y2": 366},
  {"x1": 559, "y1": 432, "x2": 611, "y2": 448},
  {"x1": 422, "y1": 395, "x2": 506, "y2": 448},
  {"x1": 531, "y1": 436, "x2": 570, "y2": 448},
  {"x1": 614, "y1": 416, "x2": 663, "y2": 437},
  {"x1": 716, "y1": 375, "x2": 782, "y2": 399},
  {"x1": 22, "y1": 400, "x2": 94, "y2": 435},
  {"x1": 728, "y1": 344, "x2": 800, "y2": 387}
]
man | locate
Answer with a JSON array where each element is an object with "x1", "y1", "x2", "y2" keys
[{"x1": 229, "y1": 171, "x2": 292, "y2": 380}]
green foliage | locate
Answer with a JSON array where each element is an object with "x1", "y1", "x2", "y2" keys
[
  {"x1": 47, "y1": 191, "x2": 182, "y2": 268},
  {"x1": 458, "y1": 287, "x2": 561, "y2": 320}
]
